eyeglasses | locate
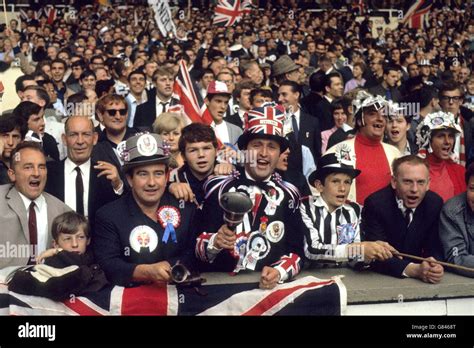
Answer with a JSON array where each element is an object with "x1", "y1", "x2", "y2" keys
[
  {"x1": 105, "y1": 108, "x2": 127, "y2": 116},
  {"x1": 440, "y1": 96, "x2": 462, "y2": 102}
]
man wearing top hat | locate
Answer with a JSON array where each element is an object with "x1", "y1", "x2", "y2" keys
[
  {"x1": 93, "y1": 133, "x2": 197, "y2": 286},
  {"x1": 300, "y1": 152, "x2": 397, "y2": 267},
  {"x1": 195, "y1": 104, "x2": 305, "y2": 290}
]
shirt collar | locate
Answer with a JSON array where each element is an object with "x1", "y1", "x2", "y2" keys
[
  {"x1": 395, "y1": 196, "x2": 417, "y2": 215},
  {"x1": 244, "y1": 169, "x2": 271, "y2": 183},
  {"x1": 156, "y1": 95, "x2": 171, "y2": 104},
  {"x1": 18, "y1": 191, "x2": 46, "y2": 212},
  {"x1": 65, "y1": 158, "x2": 91, "y2": 176},
  {"x1": 313, "y1": 195, "x2": 344, "y2": 214}
]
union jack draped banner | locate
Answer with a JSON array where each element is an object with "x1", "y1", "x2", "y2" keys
[{"x1": 0, "y1": 276, "x2": 346, "y2": 316}]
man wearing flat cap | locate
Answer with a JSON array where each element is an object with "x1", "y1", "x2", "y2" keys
[
  {"x1": 271, "y1": 55, "x2": 302, "y2": 98},
  {"x1": 195, "y1": 104, "x2": 307, "y2": 290},
  {"x1": 93, "y1": 133, "x2": 197, "y2": 286}
]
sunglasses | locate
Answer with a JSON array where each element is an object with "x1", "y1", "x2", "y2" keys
[{"x1": 106, "y1": 108, "x2": 127, "y2": 116}]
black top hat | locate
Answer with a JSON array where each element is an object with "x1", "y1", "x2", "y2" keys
[{"x1": 308, "y1": 152, "x2": 361, "y2": 185}]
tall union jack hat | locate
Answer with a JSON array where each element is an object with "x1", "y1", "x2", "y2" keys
[{"x1": 237, "y1": 105, "x2": 289, "y2": 151}]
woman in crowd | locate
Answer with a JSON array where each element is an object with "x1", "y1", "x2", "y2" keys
[{"x1": 153, "y1": 112, "x2": 186, "y2": 169}]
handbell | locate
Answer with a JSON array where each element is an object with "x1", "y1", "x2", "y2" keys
[{"x1": 219, "y1": 192, "x2": 253, "y2": 230}]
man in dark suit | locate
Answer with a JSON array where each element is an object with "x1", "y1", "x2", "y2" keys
[
  {"x1": 278, "y1": 80, "x2": 321, "y2": 161},
  {"x1": 368, "y1": 64, "x2": 402, "y2": 103},
  {"x1": 313, "y1": 72, "x2": 344, "y2": 131},
  {"x1": 133, "y1": 66, "x2": 179, "y2": 131},
  {"x1": 45, "y1": 116, "x2": 124, "y2": 227},
  {"x1": 362, "y1": 155, "x2": 444, "y2": 283}
]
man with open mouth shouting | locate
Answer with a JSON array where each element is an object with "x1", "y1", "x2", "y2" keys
[
  {"x1": 326, "y1": 91, "x2": 401, "y2": 205},
  {"x1": 195, "y1": 104, "x2": 307, "y2": 290}
]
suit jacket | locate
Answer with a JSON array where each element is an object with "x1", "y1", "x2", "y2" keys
[
  {"x1": 439, "y1": 192, "x2": 474, "y2": 278},
  {"x1": 45, "y1": 159, "x2": 122, "y2": 228},
  {"x1": 216, "y1": 121, "x2": 243, "y2": 146},
  {"x1": 368, "y1": 84, "x2": 402, "y2": 103},
  {"x1": 226, "y1": 112, "x2": 244, "y2": 129},
  {"x1": 313, "y1": 97, "x2": 335, "y2": 132},
  {"x1": 297, "y1": 111, "x2": 322, "y2": 161},
  {"x1": 0, "y1": 185, "x2": 71, "y2": 269},
  {"x1": 133, "y1": 96, "x2": 180, "y2": 131},
  {"x1": 361, "y1": 185, "x2": 444, "y2": 278}
]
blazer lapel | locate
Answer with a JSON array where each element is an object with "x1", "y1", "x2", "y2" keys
[{"x1": 6, "y1": 186, "x2": 30, "y2": 242}]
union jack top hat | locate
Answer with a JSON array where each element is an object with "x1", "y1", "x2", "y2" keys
[{"x1": 237, "y1": 105, "x2": 289, "y2": 152}]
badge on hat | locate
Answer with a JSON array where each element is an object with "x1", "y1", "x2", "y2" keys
[
  {"x1": 157, "y1": 206, "x2": 181, "y2": 244},
  {"x1": 137, "y1": 134, "x2": 158, "y2": 156},
  {"x1": 129, "y1": 225, "x2": 159, "y2": 253},
  {"x1": 334, "y1": 143, "x2": 355, "y2": 166}
]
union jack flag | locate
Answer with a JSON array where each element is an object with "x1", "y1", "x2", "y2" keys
[
  {"x1": 213, "y1": 0, "x2": 252, "y2": 27},
  {"x1": 246, "y1": 105, "x2": 285, "y2": 137},
  {"x1": 172, "y1": 60, "x2": 213, "y2": 126},
  {"x1": 402, "y1": 0, "x2": 433, "y2": 29},
  {"x1": 0, "y1": 276, "x2": 345, "y2": 316}
]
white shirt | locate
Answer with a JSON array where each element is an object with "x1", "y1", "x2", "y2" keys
[
  {"x1": 44, "y1": 117, "x2": 67, "y2": 160},
  {"x1": 18, "y1": 192, "x2": 48, "y2": 256},
  {"x1": 211, "y1": 121, "x2": 230, "y2": 144},
  {"x1": 126, "y1": 90, "x2": 148, "y2": 128},
  {"x1": 283, "y1": 107, "x2": 300, "y2": 136},
  {"x1": 155, "y1": 96, "x2": 171, "y2": 116},
  {"x1": 64, "y1": 158, "x2": 91, "y2": 217}
]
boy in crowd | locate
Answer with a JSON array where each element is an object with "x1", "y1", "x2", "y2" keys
[{"x1": 300, "y1": 152, "x2": 397, "y2": 266}]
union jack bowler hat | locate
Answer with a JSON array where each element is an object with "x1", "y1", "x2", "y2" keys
[{"x1": 237, "y1": 105, "x2": 289, "y2": 152}]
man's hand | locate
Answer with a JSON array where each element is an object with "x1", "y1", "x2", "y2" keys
[
  {"x1": 424, "y1": 257, "x2": 444, "y2": 284},
  {"x1": 350, "y1": 241, "x2": 397, "y2": 262},
  {"x1": 133, "y1": 261, "x2": 172, "y2": 283},
  {"x1": 259, "y1": 266, "x2": 280, "y2": 290},
  {"x1": 213, "y1": 224, "x2": 236, "y2": 250},
  {"x1": 168, "y1": 182, "x2": 195, "y2": 202},
  {"x1": 94, "y1": 161, "x2": 122, "y2": 190},
  {"x1": 214, "y1": 163, "x2": 234, "y2": 176},
  {"x1": 405, "y1": 257, "x2": 444, "y2": 284}
]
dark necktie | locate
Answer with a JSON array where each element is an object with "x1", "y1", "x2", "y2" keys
[
  {"x1": 28, "y1": 201, "x2": 37, "y2": 264},
  {"x1": 323, "y1": 212, "x2": 332, "y2": 244},
  {"x1": 405, "y1": 208, "x2": 413, "y2": 227},
  {"x1": 291, "y1": 114, "x2": 299, "y2": 142},
  {"x1": 75, "y1": 167, "x2": 84, "y2": 216},
  {"x1": 386, "y1": 88, "x2": 392, "y2": 101},
  {"x1": 160, "y1": 102, "x2": 169, "y2": 114}
]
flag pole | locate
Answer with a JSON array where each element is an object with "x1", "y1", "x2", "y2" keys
[
  {"x1": 187, "y1": 0, "x2": 191, "y2": 20},
  {"x1": 2, "y1": 0, "x2": 8, "y2": 29}
]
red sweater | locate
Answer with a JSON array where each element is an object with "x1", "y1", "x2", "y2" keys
[
  {"x1": 427, "y1": 153, "x2": 466, "y2": 202},
  {"x1": 354, "y1": 134, "x2": 392, "y2": 205}
]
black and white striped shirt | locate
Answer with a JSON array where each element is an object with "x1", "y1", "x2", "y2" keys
[{"x1": 300, "y1": 195, "x2": 362, "y2": 262}]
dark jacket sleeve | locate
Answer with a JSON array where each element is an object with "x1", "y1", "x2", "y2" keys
[
  {"x1": 361, "y1": 195, "x2": 410, "y2": 278},
  {"x1": 93, "y1": 208, "x2": 137, "y2": 286}
]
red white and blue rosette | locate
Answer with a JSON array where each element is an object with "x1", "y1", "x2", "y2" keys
[{"x1": 157, "y1": 206, "x2": 181, "y2": 243}]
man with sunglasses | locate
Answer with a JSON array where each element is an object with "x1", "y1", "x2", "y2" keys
[
  {"x1": 438, "y1": 81, "x2": 474, "y2": 166},
  {"x1": 92, "y1": 94, "x2": 139, "y2": 187}
]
